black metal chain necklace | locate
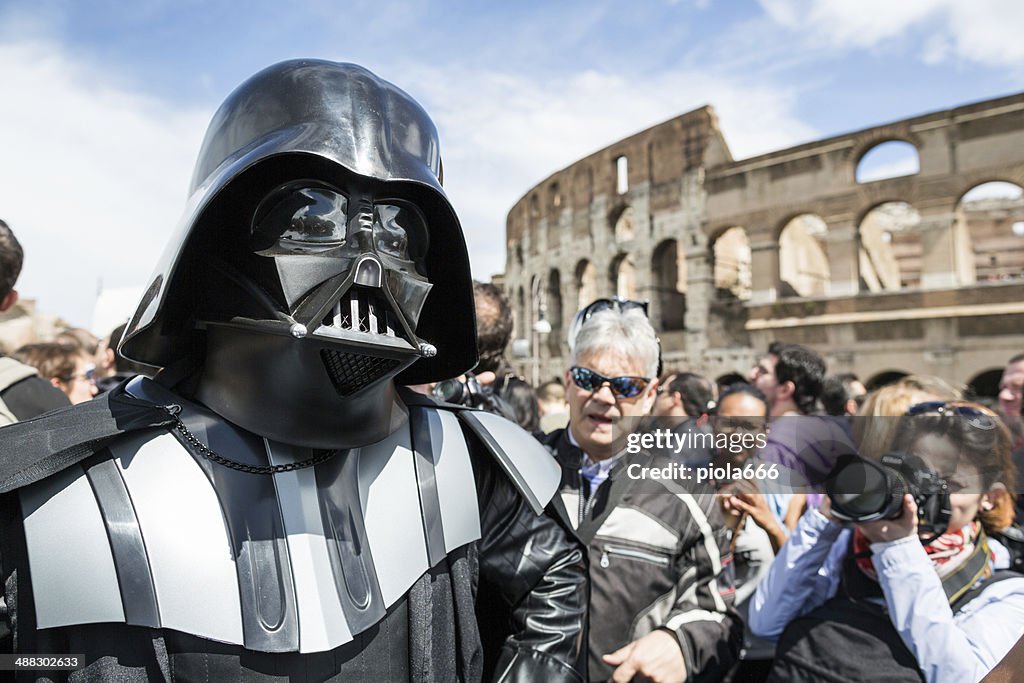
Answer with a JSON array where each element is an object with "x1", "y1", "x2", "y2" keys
[{"x1": 166, "y1": 406, "x2": 341, "y2": 475}]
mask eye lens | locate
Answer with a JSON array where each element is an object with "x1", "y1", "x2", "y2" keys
[
  {"x1": 252, "y1": 188, "x2": 348, "y2": 253},
  {"x1": 374, "y1": 202, "x2": 428, "y2": 260},
  {"x1": 282, "y1": 189, "x2": 347, "y2": 244}
]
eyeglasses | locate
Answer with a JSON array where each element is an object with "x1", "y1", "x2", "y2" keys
[
  {"x1": 570, "y1": 366, "x2": 649, "y2": 399},
  {"x1": 905, "y1": 401, "x2": 996, "y2": 430},
  {"x1": 60, "y1": 372, "x2": 95, "y2": 384}
]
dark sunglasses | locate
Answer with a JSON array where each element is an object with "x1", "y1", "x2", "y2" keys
[
  {"x1": 570, "y1": 366, "x2": 649, "y2": 399},
  {"x1": 905, "y1": 401, "x2": 996, "y2": 430}
]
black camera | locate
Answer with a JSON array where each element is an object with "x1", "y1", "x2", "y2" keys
[
  {"x1": 432, "y1": 374, "x2": 488, "y2": 408},
  {"x1": 825, "y1": 451, "x2": 952, "y2": 534}
]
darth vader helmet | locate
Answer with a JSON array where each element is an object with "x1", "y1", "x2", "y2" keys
[{"x1": 120, "y1": 60, "x2": 477, "y2": 445}]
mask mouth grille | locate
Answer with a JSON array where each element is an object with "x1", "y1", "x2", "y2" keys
[
  {"x1": 320, "y1": 349, "x2": 402, "y2": 397},
  {"x1": 323, "y1": 289, "x2": 401, "y2": 337}
]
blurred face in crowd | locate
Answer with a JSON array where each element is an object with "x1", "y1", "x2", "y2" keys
[
  {"x1": 998, "y1": 359, "x2": 1024, "y2": 418},
  {"x1": 750, "y1": 354, "x2": 780, "y2": 405},
  {"x1": 651, "y1": 374, "x2": 684, "y2": 418},
  {"x1": 713, "y1": 392, "x2": 768, "y2": 466},
  {"x1": 56, "y1": 354, "x2": 97, "y2": 405},
  {"x1": 848, "y1": 380, "x2": 867, "y2": 414},
  {"x1": 565, "y1": 350, "x2": 657, "y2": 461},
  {"x1": 909, "y1": 432, "x2": 990, "y2": 535}
]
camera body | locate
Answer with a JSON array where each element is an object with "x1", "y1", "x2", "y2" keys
[{"x1": 826, "y1": 451, "x2": 952, "y2": 534}]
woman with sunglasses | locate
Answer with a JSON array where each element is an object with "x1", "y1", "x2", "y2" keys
[{"x1": 749, "y1": 401, "x2": 1023, "y2": 682}]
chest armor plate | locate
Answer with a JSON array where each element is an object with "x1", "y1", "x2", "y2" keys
[{"x1": 19, "y1": 380, "x2": 482, "y2": 654}]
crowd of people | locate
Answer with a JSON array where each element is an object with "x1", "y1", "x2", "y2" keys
[
  {"x1": 432, "y1": 283, "x2": 1024, "y2": 682},
  {"x1": 0, "y1": 59, "x2": 1022, "y2": 683}
]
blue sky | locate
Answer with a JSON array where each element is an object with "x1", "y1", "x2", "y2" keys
[{"x1": 2, "y1": 0, "x2": 1023, "y2": 330}]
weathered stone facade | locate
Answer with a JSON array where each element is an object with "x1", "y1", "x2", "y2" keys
[{"x1": 504, "y1": 93, "x2": 1024, "y2": 396}]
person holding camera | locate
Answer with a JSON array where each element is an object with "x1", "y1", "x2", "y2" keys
[{"x1": 749, "y1": 401, "x2": 1024, "y2": 682}]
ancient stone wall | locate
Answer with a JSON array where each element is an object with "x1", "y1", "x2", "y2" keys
[{"x1": 505, "y1": 93, "x2": 1024, "y2": 394}]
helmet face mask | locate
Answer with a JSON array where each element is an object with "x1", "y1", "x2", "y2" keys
[
  {"x1": 194, "y1": 179, "x2": 443, "y2": 397},
  {"x1": 118, "y1": 60, "x2": 479, "y2": 446}
]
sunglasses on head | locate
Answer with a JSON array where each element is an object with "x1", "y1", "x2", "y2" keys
[
  {"x1": 905, "y1": 401, "x2": 996, "y2": 430},
  {"x1": 579, "y1": 297, "x2": 649, "y2": 320},
  {"x1": 570, "y1": 366, "x2": 650, "y2": 399}
]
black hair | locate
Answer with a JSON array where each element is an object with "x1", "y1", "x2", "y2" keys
[
  {"x1": 0, "y1": 219, "x2": 24, "y2": 300},
  {"x1": 821, "y1": 373, "x2": 862, "y2": 416},
  {"x1": 715, "y1": 382, "x2": 767, "y2": 413},
  {"x1": 473, "y1": 281, "x2": 512, "y2": 374},
  {"x1": 667, "y1": 372, "x2": 715, "y2": 417},
  {"x1": 496, "y1": 376, "x2": 539, "y2": 433},
  {"x1": 774, "y1": 343, "x2": 826, "y2": 415}
]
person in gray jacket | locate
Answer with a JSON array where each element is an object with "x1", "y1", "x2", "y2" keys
[{"x1": 543, "y1": 303, "x2": 740, "y2": 682}]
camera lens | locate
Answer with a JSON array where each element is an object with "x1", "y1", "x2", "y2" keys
[
  {"x1": 826, "y1": 454, "x2": 907, "y2": 522},
  {"x1": 432, "y1": 378, "x2": 465, "y2": 404}
]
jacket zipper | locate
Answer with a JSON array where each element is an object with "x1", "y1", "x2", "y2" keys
[
  {"x1": 600, "y1": 544, "x2": 671, "y2": 568},
  {"x1": 578, "y1": 470, "x2": 601, "y2": 527}
]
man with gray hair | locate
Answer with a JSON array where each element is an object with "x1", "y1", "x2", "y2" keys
[{"x1": 543, "y1": 301, "x2": 739, "y2": 682}]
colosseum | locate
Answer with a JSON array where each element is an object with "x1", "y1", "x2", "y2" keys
[{"x1": 502, "y1": 92, "x2": 1024, "y2": 396}]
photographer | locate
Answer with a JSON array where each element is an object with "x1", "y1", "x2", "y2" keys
[
  {"x1": 749, "y1": 402, "x2": 1024, "y2": 682},
  {"x1": 428, "y1": 281, "x2": 537, "y2": 429}
]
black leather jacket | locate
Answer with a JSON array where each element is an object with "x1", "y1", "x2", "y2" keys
[{"x1": 543, "y1": 429, "x2": 740, "y2": 682}]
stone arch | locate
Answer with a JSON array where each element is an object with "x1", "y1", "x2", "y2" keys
[
  {"x1": 865, "y1": 370, "x2": 909, "y2": 391},
  {"x1": 610, "y1": 253, "x2": 637, "y2": 300},
  {"x1": 778, "y1": 214, "x2": 830, "y2": 297},
  {"x1": 575, "y1": 259, "x2": 597, "y2": 311},
  {"x1": 966, "y1": 368, "x2": 1004, "y2": 400},
  {"x1": 711, "y1": 226, "x2": 752, "y2": 301},
  {"x1": 854, "y1": 138, "x2": 920, "y2": 184},
  {"x1": 548, "y1": 181, "x2": 562, "y2": 213},
  {"x1": 651, "y1": 239, "x2": 686, "y2": 331},
  {"x1": 955, "y1": 180, "x2": 1024, "y2": 283},
  {"x1": 858, "y1": 201, "x2": 922, "y2": 291},
  {"x1": 546, "y1": 268, "x2": 564, "y2": 355},
  {"x1": 613, "y1": 205, "x2": 636, "y2": 243}
]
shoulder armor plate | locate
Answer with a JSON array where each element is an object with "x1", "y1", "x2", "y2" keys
[{"x1": 455, "y1": 409, "x2": 560, "y2": 515}]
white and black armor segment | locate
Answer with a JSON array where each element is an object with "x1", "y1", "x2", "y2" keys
[
  {"x1": 457, "y1": 409, "x2": 561, "y2": 515},
  {"x1": 18, "y1": 378, "x2": 482, "y2": 654}
]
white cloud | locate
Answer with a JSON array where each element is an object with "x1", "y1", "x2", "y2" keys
[
  {"x1": 0, "y1": 36, "x2": 815, "y2": 327},
  {"x1": 0, "y1": 38, "x2": 209, "y2": 330},
  {"x1": 400, "y1": 64, "x2": 816, "y2": 280},
  {"x1": 757, "y1": 0, "x2": 1024, "y2": 68}
]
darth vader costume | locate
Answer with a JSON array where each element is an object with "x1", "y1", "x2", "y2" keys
[{"x1": 0, "y1": 60, "x2": 586, "y2": 682}]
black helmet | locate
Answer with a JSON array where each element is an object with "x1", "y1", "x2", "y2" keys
[{"x1": 121, "y1": 59, "x2": 477, "y2": 387}]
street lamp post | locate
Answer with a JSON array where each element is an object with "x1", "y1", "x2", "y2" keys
[{"x1": 532, "y1": 312, "x2": 551, "y2": 387}]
